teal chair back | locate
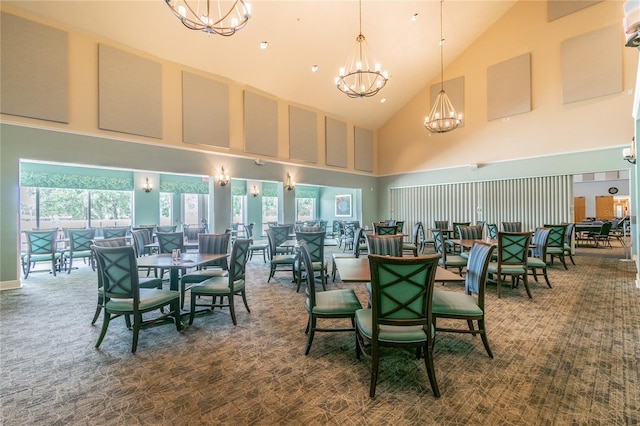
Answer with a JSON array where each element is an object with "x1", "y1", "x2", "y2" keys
[
  {"x1": 487, "y1": 224, "x2": 499, "y2": 239},
  {"x1": 102, "y1": 227, "x2": 129, "y2": 239},
  {"x1": 270, "y1": 226, "x2": 291, "y2": 247},
  {"x1": 25, "y1": 229, "x2": 58, "y2": 256},
  {"x1": 157, "y1": 232, "x2": 185, "y2": 253},
  {"x1": 156, "y1": 225, "x2": 177, "y2": 233},
  {"x1": 365, "y1": 234, "x2": 403, "y2": 256},
  {"x1": 68, "y1": 229, "x2": 96, "y2": 253},
  {"x1": 131, "y1": 229, "x2": 152, "y2": 257},
  {"x1": 198, "y1": 233, "x2": 231, "y2": 269},
  {"x1": 375, "y1": 225, "x2": 397, "y2": 235},
  {"x1": 93, "y1": 245, "x2": 140, "y2": 302},
  {"x1": 229, "y1": 238, "x2": 250, "y2": 283},
  {"x1": 497, "y1": 232, "x2": 531, "y2": 266},
  {"x1": 296, "y1": 231, "x2": 325, "y2": 263},
  {"x1": 543, "y1": 224, "x2": 567, "y2": 249},
  {"x1": 394, "y1": 221, "x2": 405, "y2": 234}
]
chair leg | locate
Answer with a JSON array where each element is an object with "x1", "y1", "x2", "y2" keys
[
  {"x1": 304, "y1": 315, "x2": 316, "y2": 355},
  {"x1": 131, "y1": 313, "x2": 142, "y2": 353},
  {"x1": 240, "y1": 290, "x2": 250, "y2": 312},
  {"x1": 369, "y1": 345, "x2": 380, "y2": 398},
  {"x1": 423, "y1": 344, "x2": 440, "y2": 398},
  {"x1": 542, "y1": 267, "x2": 552, "y2": 288},
  {"x1": 228, "y1": 294, "x2": 237, "y2": 326},
  {"x1": 522, "y1": 274, "x2": 532, "y2": 299},
  {"x1": 95, "y1": 312, "x2": 111, "y2": 349},
  {"x1": 91, "y1": 303, "x2": 102, "y2": 325},
  {"x1": 189, "y1": 295, "x2": 197, "y2": 325},
  {"x1": 478, "y1": 320, "x2": 494, "y2": 358},
  {"x1": 172, "y1": 299, "x2": 183, "y2": 331}
]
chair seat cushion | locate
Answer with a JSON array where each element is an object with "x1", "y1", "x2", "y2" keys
[
  {"x1": 445, "y1": 255, "x2": 467, "y2": 267},
  {"x1": 67, "y1": 250, "x2": 92, "y2": 258},
  {"x1": 249, "y1": 242, "x2": 268, "y2": 250},
  {"x1": 355, "y1": 309, "x2": 429, "y2": 343},
  {"x1": 527, "y1": 257, "x2": 546, "y2": 268},
  {"x1": 26, "y1": 253, "x2": 61, "y2": 261},
  {"x1": 106, "y1": 289, "x2": 179, "y2": 312},
  {"x1": 295, "y1": 259, "x2": 328, "y2": 271},
  {"x1": 487, "y1": 263, "x2": 526, "y2": 275},
  {"x1": 546, "y1": 247, "x2": 563, "y2": 254},
  {"x1": 307, "y1": 289, "x2": 362, "y2": 315},
  {"x1": 191, "y1": 278, "x2": 245, "y2": 295},
  {"x1": 272, "y1": 254, "x2": 296, "y2": 264},
  {"x1": 181, "y1": 269, "x2": 229, "y2": 284},
  {"x1": 432, "y1": 290, "x2": 482, "y2": 316},
  {"x1": 332, "y1": 253, "x2": 356, "y2": 260}
]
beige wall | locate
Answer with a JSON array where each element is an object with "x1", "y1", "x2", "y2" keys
[
  {"x1": 378, "y1": 0, "x2": 637, "y2": 176},
  {"x1": 0, "y1": 4, "x2": 375, "y2": 176}
]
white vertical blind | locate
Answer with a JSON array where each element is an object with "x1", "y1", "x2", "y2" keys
[{"x1": 390, "y1": 175, "x2": 573, "y2": 234}]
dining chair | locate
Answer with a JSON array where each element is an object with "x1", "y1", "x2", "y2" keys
[
  {"x1": 22, "y1": 229, "x2": 61, "y2": 279},
  {"x1": 271, "y1": 225, "x2": 294, "y2": 254},
  {"x1": 587, "y1": 221, "x2": 613, "y2": 249},
  {"x1": 294, "y1": 231, "x2": 328, "y2": 292},
  {"x1": 374, "y1": 224, "x2": 397, "y2": 235},
  {"x1": 245, "y1": 223, "x2": 269, "y2": 263},
  {"x1": 544, "y1": 224, "x2": 569, "y2": 268},
  {"x1": 502, "y1": 222, "x2": 522, "y2": 232},
  {"x1": 156, "y1": 225, "x2": 177, "y2": 233},
  {"x1": 434, "y1": 220, "x2": 449, "y2": 231},
  {"x1": 527, "y1": 227, "x2": 553, "y2": 288},
  {"x1": 180, "y1": 232, "x2": 231, "y2": 308},
  {"x1": 457, "y1": 225, "x2": 483, "y2": 258},
  {"x1": 102, "y1": 227, "x2": 129, "y2": 239},
  {"x1": 355, "y1": 254, "x2": 441, "y2": 398},
  {"x1": 299, "y1": 243, "x2": 362, "y2": 355},
  {"x1": 432, "y1": 241, "x2": 495, "y2": 357},
  {"x1": 63, "y1": 228, "x2": 96, "y2": 274},
  {"x1": 487, "y1": 224, "x2": 499, "y2": 240},
  {"x1": 92, "y1": 245, "x2": 182, "y2": 353},
  {"x1": 90, "y1": 237, "x2": 162, "y2": 325},
  {"x1": 188, "y1": 238, "x2": 251, "y2": 326},
  {"x1": 446, "y1": 221, "x2": 471, "y2": 253},
  {"x1": 487, "y1": 232, "x2": 532, "y2": 298},
  {"x1": 431, "y1": 229, "x2": 467, "y2": 276},
  {"x1": 563, "y1": 223, "x2": 576, "y2": 265},
  {"x1": 266, "y1": 228, "x2": 297, "y2": 283},
  {"x1": 402, "y1": 222, "x2": 422, "y2": 257},
  {"x1": 332, "y1": 227, "x2": 364, "y2": 282},
  {"x1": 341, "y1": 221, "x2": 356, "y2": 252},
  {"x1": 365, "y1": 233, "x2": 403, "y2": 256},
  {"x1": 394, "y1": 221, "x2": 405, "y2": 234},
  {"x1": 156, "y1": 231, "x2": 187, "y2": 278}
]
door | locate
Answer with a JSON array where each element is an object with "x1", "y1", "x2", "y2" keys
[
  {"x1": 595, "y1": 195, "x2": 614, "y2": 220},
  {"x1": 573, "y1": 197, "x2": 586, "y2": 223}
]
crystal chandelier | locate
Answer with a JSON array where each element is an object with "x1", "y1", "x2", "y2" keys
[
  {"x1": 164, "y1": 0, "x2": 251, "y2": 36},
  {"x1": 335, "y1": 0, "x2": 388, "y2": 98},
  {"x1": 424, "y1": 0, "x2": 462, "y2": 133}
]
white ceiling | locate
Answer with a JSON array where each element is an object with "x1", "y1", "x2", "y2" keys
[{"x1": 3, "y1": 0, "x2": 517, "y2": 130}]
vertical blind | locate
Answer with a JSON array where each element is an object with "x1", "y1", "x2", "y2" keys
[{"x1": 390, "y1": 175, "x2": 573, "y2": 234}]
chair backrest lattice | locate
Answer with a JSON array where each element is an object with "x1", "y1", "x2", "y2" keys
[
  {"x1": 487, "y1": 224, "x2": 499, "y2": 240},
  {"x1": 157, "y1": 232, "x2": 185, "y2": 253},
  {"x1": 25, "y1": 230, "x2": 58, "y2": 255},
  {"x1": 92, "y1": 245, "x2": 139, "y2": 304},
  {"x1": 497, "y1": 232, "x2": 531, "y2": 267},
  {"x1": 375, "y1": 225, "x2": 398, "y2": 235},
  {"x1": 270, "y1": 226, "x2": 291, "y2": 247},
  {"x1": 296, "y1": 231, "x2": 325, "y2": 263},
  {"x1": 543, "y1": 224, "x2": 567, "y2": 249},
  {"x1": 431, "y1": 229, "x2": 449, "y2": 266},
  {"x1": 229, "y1": 239, "x2": 251, "y2": 285},
  {"x1": 156, "y1": 225, "x2": 177, "y2": 233},
  {"x1": 68, "y1": 229, "x2": 96, "y2": 252},
  {"x1": 102, "y1": 227, "x2": 129, "y2": 239}
]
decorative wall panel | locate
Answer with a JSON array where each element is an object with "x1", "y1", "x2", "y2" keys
[
  {"x1": 244, "y1": 91, "x2": 278, "y2": 157},
  {"x1": 182, "y1": 72, "x2": 230, "y2": 148},
  {"x1": 487, "y1": 53, "x2": 531, "y2": 120},
  {"x1": 325, "y1": 117, "x2": 348, "y2": 168},
  {"x1": 289, "y1": 106, "x2": 317, "y2": 163},
  {"x1": 354, "y1": 127, "x2": 373, "y2": 172}
]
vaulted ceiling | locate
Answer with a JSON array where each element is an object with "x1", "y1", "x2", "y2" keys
[{"x1": 3, "y1": 1, "x2": 517, "y2": 130}]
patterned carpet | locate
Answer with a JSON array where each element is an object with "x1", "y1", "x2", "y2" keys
[{"x1": 1, "y1": 242, "x2": 639, "y2": 425}]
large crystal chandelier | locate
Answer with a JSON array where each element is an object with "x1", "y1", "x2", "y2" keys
[
  {"x1": 424, "y1": 0, "x2": 462, "y2": 133},
  {"x1": 164, "y1": 0, "x2": 251, "y2": 36},
  {"x1": 335, "y1": 0, "x2": 388, "y2": 98}
]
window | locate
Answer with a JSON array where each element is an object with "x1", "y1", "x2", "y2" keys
[
  {"x1": 39, "y1": 187, "x2": 89, "y2": 230},
  {"x1": 232, "y1": 195, "x2": 246, "y2": 224},
  {"x1": 296, "y1": 198, "x2": 315, "y2": 222},
  {"x1": 90, "y1": 190, "x2": 132, "y2": 228},
  {"x1": 183, "y1": 193, "x2": 209, "y2": 226},
  {"x1": 160, "y1": 192, "x2": 172, "y2": 226},
  {"x1": 262, "y1": 196, "x2": 278, "y2": 227}
]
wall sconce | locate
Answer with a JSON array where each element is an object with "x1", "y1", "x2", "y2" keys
[
  {"x1": 623, "y1": 137, "x2": 636, "y2": 164},
  {"x1": 285, "y1": 173, "x2": 295, "y2": 191},
  {"x1": 251, "y1": 185, "x2": 259, "y2": 197},
  {"x1": 142, "y1": 178, "x2": 153, "y2": 193},
  {"x1": 218, "y1": 167, "x2": 230, "y2": 186}
]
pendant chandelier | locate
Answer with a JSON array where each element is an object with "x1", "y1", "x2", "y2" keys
[
  {"x1": 164, "y1": 0, "x2": 251, "y2": 37},
  {"x1": 335, "y1": 0, "x2": 388, "y2": 98},
  {"x1": 424, "y1": 0, "x2": 462, "y2": 133}
]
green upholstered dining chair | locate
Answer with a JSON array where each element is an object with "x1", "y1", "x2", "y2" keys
[
  {"x1": 299, "y1": 243, "x2": 362, "y2": 355},
  {"x1": 90, "y1": 237, "x2": 162, "y2": 325},
  {"x1": 365, "y1": 233, "x2": 403, "y2": 256},
  {"x1": 188, "y1": 238, "x2": 251, "y2": 326},
  {"x1": 270, "y1": 225, "x2": 294, "y2": 255},
  {"x1": 245, "y1": 223, "x2": 269, "y2": 263},
  {"x1": 102, "y1": 227, "x2": 129, "y2": 239},
  {"x1": 432, "y1": 229, "x2": 467, "y2": 276},
  {"x1": 487, "y1": 224, "x2": 499, "y2": 240},
  {"x1": 527, "y1": 227, "x2": 553, "y2": 289},
  {"x1": 543, "y1": 224, "x2": 569, "y2": 269},
  {"x1": 156, "y1": 225, "x2": 177, "y2": 233},
  {"x1": 156, "y1": 231, "x2": 188, "y2": 278},
  {"x1": 446, "y1": 221, "x2": 471, "y2": 253},
  {"x1": 294, "y1": 231, "x2": 328, "y2": 292},
  {"x1": 332, "y1": 227, "x2": 365, "y2": 282},
  {"x1": 180, "y1": 233, "x2": 231, "y2": 308},
  {"x1": 501, "y1": 222, "x2": 522, "y2": 232},
  {"x1": 266, "y1": 229, "x2": 297, "y2": 283},
  {"x1": 341, "y1": 221, "x2": 357, "y2": 252},
  {"x1": 563, "y1": 223, "x2": 576, "y2": 265},
  {"x1": 92, "y1": 245, "x2": 182, "y2": 353},
  {"x1": 457, "y1": 225, "x2": 483, "y2": 258},
  {"x1": 487, "y1": 232, "x2": 532, "y2": 298},
  {"x1": 402, "y1": 222, "x2": 423, "y2": 257},
  {"x1": 587, "y1": 221, "x2": 613, "y2": 249},
  {"x1": 394, "y1": 221, "x2": 405, "y2": 234},
  {"x1": 355, "y1": 254, "x2": 441, "y2": 398},
  {"x1": 63, "y1": 228, "x2": 96, "y2": 274},
  {"x1": 432, "y1": 241, "x2": 496, "y2": 358},
  {"x1": 22, "y1": 229, "x2": 61, "y2": 279},
  {"x1": 374, "y1": 224, "x2": 398, "y2": 235}
]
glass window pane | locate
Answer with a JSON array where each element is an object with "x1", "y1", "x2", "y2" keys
[
  {"x1": 232, "y1": 195, "x2": 245, "y2": 224},
  {"x1": 40, "y1": 188, "x2": 89, "y2": 230},
  {"x1": 90, "y1": 190, "x2": 132, "y2": 228},
  {"x1": 262, "y1": 196, "x2": 278, "y2": 227},
  {"x1": 296, "y1": 198, "x2": 315, "y2": 222},
  {"x1": 160, "y1": 193, "x2": 172, "y2": 226}
]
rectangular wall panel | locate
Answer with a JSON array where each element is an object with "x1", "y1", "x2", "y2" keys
[
  {"x1": 390, "y1": 175, "x2": 573, "y2": 238},
  {"x1": 99, "y1": 44, "x2": 162, "y2": 138},
  {"x1": 244, "y1": 91, "x2": 278, "y2": 157},
  {"x1": 325, "y1": 117, "x2": 348, "y2": 168},
  {"x1": 354, "y1": 127, "x2": 373, "y2": 172},
  {"x1": 289, "y1": 106, "x2": 317, "y2": 163},
  {"x1": 1, "y1": 13, "x2": 68, "y2": 123},
  {"x1": 548, "y1": 0, "x2": 602, "y2": 22},
  {"x1": 182, "y1": 72, "x2": 229, "y2": 148},
  {"x1": 487, "y1": 53, "x2": 531, "y2": 121}
]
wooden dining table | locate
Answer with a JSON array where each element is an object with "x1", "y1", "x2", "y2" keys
[{"x1": 333, "y1": 256, "x2": 465, "y2": 283}]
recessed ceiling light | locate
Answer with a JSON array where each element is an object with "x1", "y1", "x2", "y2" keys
[
  {"x1": 380, "y1": 98, "x2": 387, "y2": 103},
  {"x1": 411, "y1": 13, "x2": 418, "y2": 21},
  {"x1": 311, "y1": 65, "x2": 318, "y2": 72},
  {"x1": 259, "y1": 41, "x2": 268, "y2": 49}
]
